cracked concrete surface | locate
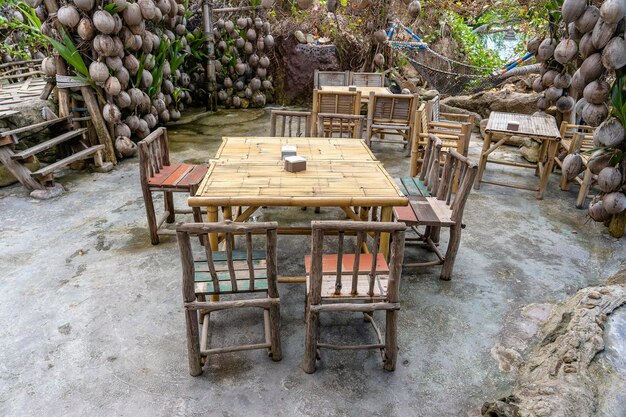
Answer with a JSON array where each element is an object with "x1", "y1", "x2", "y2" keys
[{"x1": 1, "y1": 108, "x2": 624, "y2": 417}]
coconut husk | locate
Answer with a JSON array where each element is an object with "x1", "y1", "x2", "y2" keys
[
  {"x1": 598, "y1": 167, "x2": 623, "y2": 193},
  {"x1": 583, "y1": 80, "x2": 610, "y2": 104},
  {"x1": 587, "y1": 150, "x2": 613, "y2": 174},
  {"x1": 123, "y1": 2, "x2": 142, "y2": 26},
  {"x1": 603, "y1": 192, "x2": 626, "y2": 214},
  {"x1": 104, "y1": 76, "x2": 122, "y2": 96},
  {"x1": 562, "y1": 0, "x2": 587, "y2": 23},
  {"x1": 591, "y1": 18, "x2": 617, "y2": 49},
  {"x1": 600, "y1": 0, "x2": 626, "y2": 24},
  {"x1": 562, "y1": 153, "x2": 584, "y2": 180},
  {"x1": 89, "y1": 61, "x2": 109, "y2": 83},
  {"x1": 579, "y1": 53, "x2": 605, "y2": 82},
  {"x1": 588, "y1": 198, "x2": 611, "y2": 222},
  {"x1": 554, "y1": 38, "x2": 578, "y2": 64},
  {"x1": 601, "y1": 37, "x2": 626, "y2": 70},
  {"x1": 582, "y1": 102, "x2": 609, "y2": 127},
  {"x1": 93, "y1": 10, "x2": 116, "y2": 35},
  {"x1": 593, "y1": 117, "x2": 625, "y2": 147},
  {"x1": 575, "y1": 6, "x2": 600, "y2": 33},
  {"x1": 537, "y1": 38, "x2": 557, "y2": 61},
  {"x1": 77, "y1": 17, "x2": 95, "y2": 41},
  {"x1": 57, "y1": 5, "x2": 80, "y2": 28},
  {"x1": 103, "y1": 103, "x2": 122, "y2": 123}
]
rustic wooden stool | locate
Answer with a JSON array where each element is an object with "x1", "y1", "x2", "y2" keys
[
  {"x1": 138, "y1": 127, "x2": 207, "y2": 245},
  {"x1": 303, "y1": 221, "x2": 406, "y2": 373},
  {"x1": 176, "y1": 221, "x2": 282, "y2": 376}
]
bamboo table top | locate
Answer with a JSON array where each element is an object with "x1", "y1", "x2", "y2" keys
[
  {"x1": 213, "y1": 136, "x2": 378, "y2": 162},
  {"x1": 190, "y1": 137, "x2": 407, "y2": 208},
  {"x1": 485, "y1": 111, "x2": 561, "y2": 140}
]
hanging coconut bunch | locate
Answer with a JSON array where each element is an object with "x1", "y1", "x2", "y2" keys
[
  {"x1": 532, "y1": 0, "x2": 626, "y2": 236},
  {"x1": 212, "y1": 14, "x2": 275, "y2": 109},
  {"x1": 34, "y1": 0, "x2": 208, "y2": 159}
]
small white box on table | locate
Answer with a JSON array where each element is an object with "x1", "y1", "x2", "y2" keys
[{"x1": 281, "y1": 145, "x2": 297, "y2": 159}]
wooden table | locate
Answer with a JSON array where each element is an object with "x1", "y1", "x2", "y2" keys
[
  {"x1": 189, "y1": 137, "x2": 408, "y2": 260},
  {"x1": 474, "y1": 112, "x2": 561, "y2": 199},
  {"x1": 320, "y1": 86, "x2": 391, "y2": 103},
  {"x1": 213, "y1": 136, "x2": 378, "y2": 162}
]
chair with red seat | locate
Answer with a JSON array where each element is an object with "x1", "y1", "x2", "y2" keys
[
  {"x1": 138, "y1": 127, "x2": 207, "y2": 245},
  {"x1": 303, "y1": 221, "x2": 406, "y2": 373}
]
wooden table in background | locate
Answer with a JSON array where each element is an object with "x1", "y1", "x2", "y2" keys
[
  {"x1": 189, "y1": 137, "x2": 407, "y2": 263},
  {"x1": 320, "y1": 86, "x2": 391, "y2": 103},
  {"x1": 474, "y1": 111, "x2": 561, "y2": 199}
]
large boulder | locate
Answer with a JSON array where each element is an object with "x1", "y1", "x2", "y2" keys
[
  {"x1": 442, "y1": 87, "x2": 541, "y2": 119},
  {"x1": 272, "y1": 36, "x2": 339, "y2": 105}
]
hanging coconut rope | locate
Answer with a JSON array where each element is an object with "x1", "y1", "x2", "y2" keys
[{"x1": 387, "y1": 20, "x2": 538, "y2": 95}]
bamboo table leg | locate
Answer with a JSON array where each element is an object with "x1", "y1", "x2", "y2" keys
[
  {"x1": 474, "y1": 132, "x2": 492, "y2": 190},
  {"x1": 537, "y1": 140, "x2": 558, "y2": 200},
  {"x1": 379, "y1": 206, "x2": 393, "y2": 259},
  {"x1": 207, "y1": 206, "x2": 219, "y2": 250}
]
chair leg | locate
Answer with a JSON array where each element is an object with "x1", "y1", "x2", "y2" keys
[
  {"x1": 142, "y1": 188, "x2": 159, "y2": 245},
  {"x1": 185, "y1": 309, "x2": 203, "y2": 376},
  {"x1": 303, "y1": 310, "x2": 319, "y2": 374},
  {"x1": 268, "y1": 304, "x2": 282, "y2": 361},
  {"x1": 164, "y1": 191, "x2": 175, "y2": 223},
  {"x1": 383, "y1": 310, "x2": 398, "y2": 371},
  {"x1": 576, "y1": 169, "x2": 593, "y2": 209},
  {"x1": 559, "y1": 171, "x2": 571, "y2": 191},
  {"x1": 440, "y1": 224, "x2": 462, "y2": 280}
]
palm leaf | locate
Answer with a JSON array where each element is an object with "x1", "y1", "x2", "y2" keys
[{"x1": 45, "y1": 29, "x2": 89, "y2": 78}]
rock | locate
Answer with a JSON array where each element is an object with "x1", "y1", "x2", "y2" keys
[
  {"x1": 480, "y1": 119, "x2": 488, "y2": 137},
  {"x1": 442, "y1": 89, "x2": 540, "y2": 119},
  {"x1": 0, "y1": 101, "x2": 58, "y2": 163},
  {"x1": 93, "y1": 162, "x2": 114, "y2": 173},
  {"x1": 520, "y1": 141, "x2": 541, "y2": 163},
  {"x1": 481, "y1": 281, "x2": 626, "y2": 417},
  {"x1": 306, "y1": 33, "x2": 315, "y2": 44},
  {"x1": 294, "y1": 30, "x2": 307, "y2": 44},
  {"x1": 0, "y1": 157, "x2": 40, "y2": 187},
  {"x1": 417, "y1": 88, "x2": 439, "y2": 101},
  {"x1": 273, "y1": 37, "x2": 339, "y2": 104},
  {"x1": 29, "y1": 182, "x2": 65, "y2": 199}
]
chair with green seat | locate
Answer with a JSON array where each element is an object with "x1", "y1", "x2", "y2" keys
[
  {"x1": 396, "y1": 134, "x2": 443, "y2": 198},
  {"x1": 176, "y1": 220, "x2": 282, "y2": 376}
]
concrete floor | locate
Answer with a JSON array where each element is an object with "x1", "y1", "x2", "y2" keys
[{"x1": 1, "y1": 108, "x2": 624, "y2": 417}]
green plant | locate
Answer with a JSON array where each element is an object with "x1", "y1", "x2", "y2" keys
[
  {"x1": 45, "y1": 28, "x2": 89, "y2": 80},
  {"x1": 444, "y1": 11, "x2": 504, "y2": 71}
]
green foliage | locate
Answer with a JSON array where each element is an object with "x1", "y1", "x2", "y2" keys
[
  {"x1": 46, "y1": 28, "x2": 89, "y2": 79},
  {"x1": 444, "y1": 11, "x2": 504, "y2": 71},
  {"x1": 135, "y1": 52, "x2": 146, "y2": 86},
  {"x1": 148, "y1": 39, "x2": 169, "y2": 98},
  {"x1": 103, "y1": 3, "x2": 122, "y2": 14},
  {"x1": 0, "y1": 2, "x2": 47, "y2": 59},
  {"x1": 610, "y1": 74, "x2": 626, "y2": 128},
  {"x1": 169, "y1": 39, "x2": 188, "y2": 74}
]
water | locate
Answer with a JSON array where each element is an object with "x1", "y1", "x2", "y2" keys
[{"x1": 480, "y1": 32, "x2": 525, "y2": 63}]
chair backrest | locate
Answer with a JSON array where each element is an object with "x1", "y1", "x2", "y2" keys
[
  {"x1": 138, "y1": 127, "x2": 170, "y2": 183},
  {"x1": 270, "y1": 110, "x2": 312, "y2": 137},
  {"x1": 313, "y1": 70, "x2": 350, "y2": 89},
  {"x1": 349, "y1": 72, "x2": 384, "y2": 87},
  {"x1": 313, "y1": 90, "x2": 362, "y2": 115},
  {"x1": 312, "y1": 90, "x2": 362, "y2": 136},
  {"x1": 316, "y1": 113, "x2": 365, "y2": 138},
  {"x1": 368, "y1": 92, "x2": 417, "y2": 125},
  {"x1": 559, "y1": 122, "x2": 594, "y2": 153},
  {"x1": 176, "y1": 221, "x2": 279, "y2": 297},
  {"x1": 308, "y1": 221, "x2": 406, "y2": 302},
  {"x1": 425, "y1": 96, "x2": 440, "y2": 121},
  {"x1": 434, "y1": 146, "x2": 478, "y2": 223},
  {"x1": 419, "y1": 134, "x2": 443, "y2": 193}
]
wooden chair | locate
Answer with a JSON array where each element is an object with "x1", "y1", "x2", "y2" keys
[
  {"x1": 396, "y1": 134, "x2": 443, "y2": 198},
  {"x1": 313, "y1": 70, "x2": 350, "y2": 89},
  {"x1": 394, "y1": 147, "x2": 478, "y2": 280},
  {"x1": 365, "y1": 92, "x2": 418, "y2": 150},
  {"x1": 138, "y1": 127, "x2": 207, "y2": 245},
  {"x1": 269, "y1": 110, "x2": 312, "y2": 137},
  {"x1": 553, "y1": 122, "x2": 596, "y2": 208},
  {"x1": 176, "y1": 221, "x2": 282, "y2": 376},
  {"x1": 410, "y1": 103, "x2": 472, "y2": 192},
  {"x1": 316, "y1": 113, "x2": 365, "y2": 138},
  {"x1": 349, "y1": 72, "x2": 384, "y2": 87},
  {"x1": 312, "y1": 90, "x2": 362, "y2": 136},
  {"x1": 303, "y1": 221, "x2": 406, "y2": 373},
  {"x1": 425, "y1": 95, "x2": 474, "y2": 125}
]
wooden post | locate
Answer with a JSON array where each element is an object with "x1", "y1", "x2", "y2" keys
[
  {"x1": 0, "y1": 147, "x2": 45, "y2": 191},
  {"x1": 203, "y1": 0, "x2": 216, "y2": 111},
  {"x1": 608, "y1": 211, "x2": 626, "y2": 238},
  {"x1": 303, "y1": 228, "x2": 324, "y2": 374},
  {"x1": 384, "y1": 229, "x2": 404, "y2": 371},
  {"x1": 178, "y1": 230, "x2": 203, "y2": 376},
  {"x1": 80, "y1": 86, "x2": 117, "y2": 165}
]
